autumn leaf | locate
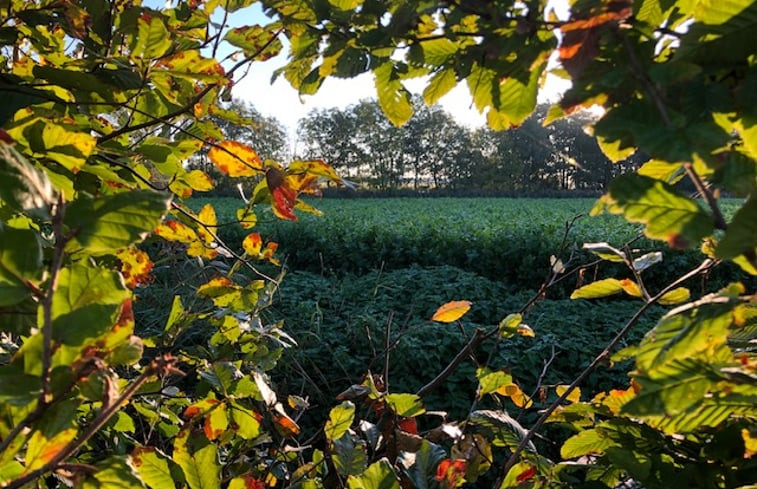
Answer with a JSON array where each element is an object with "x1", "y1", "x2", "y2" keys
[
  {"x1": 155, "y1": 220, "x2": 197, "y2": 243},
  {"x1": 266, "y1": 166, "x2": 298, "y2": 220},
  {"x1": 117, "y1": 247, "x2": 153, "y2": 288},
  {"x1": 243, "y1": 233, "x2": 263, "y2": 256},
  {"x1": 208, "y1": 141, "x2": 262, "y2": 177},
  {"x1": 432, "y1": 300, "x2": 472, "y2": 322},
  {"x1": 556, "y1": 385, "x2": 581, "y2": 404}
]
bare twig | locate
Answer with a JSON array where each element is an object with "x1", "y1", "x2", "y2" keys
[{"x1": 416, "y1": 328, "x2": 487, "y2": 398}]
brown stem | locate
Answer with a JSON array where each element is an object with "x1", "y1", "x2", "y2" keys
[
  {"x1": 498, "y1": 258, "x2": 716, "y2": 480},
  {"x1": 416, "y1": 328, "x2": 487, "y2": 398}
]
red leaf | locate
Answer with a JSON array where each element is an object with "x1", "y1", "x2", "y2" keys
[
  {"x1": 266, "y1": 167, "x2": 297, "y2": 221},
  {"x1": 398, "y1": 417, "x2": 418, "y2": 435},
  {"x1": 516, "y1": 465, "x2": 537, "y2": 483}
]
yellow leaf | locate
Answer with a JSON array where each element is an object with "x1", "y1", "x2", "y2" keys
[
  {"x1": 658, "y1": 287, "x2": 690, "y2": 305},
  {"x1": 117, "y1": 247, "x2": 153, "y2": 288},
  {"x1": 155, "y1": 220, "x2": 197, "y2": 243},
  {"x1": 203, "y1": 403, "x2": 228, "y2": 441},
  {"x1": 187, "y1": 240, "x2": 218, "y2": 259},
  {"x1": 431, "y1": 300, "x2": 472, "y2": 322},
  {"x1": 236, "y1": 208, "x2": 257, "y2": 229},
  {"x1": 208, "y1": 141, "x2": 262, "y2": 177},
  {"x1": 196, "y1": 204, "x2": 217, "y2": 243},
  {"x1": 556, "y1": 385, "x2": 581, "y2": 403},
  {"x1": 243, "y1": 232, "x2": 263, "y2": 256},
  {"x1": 742, "y1": 428, "x2": 757, "y2": 458},
  {"x1": 507, "y1": 384, "x2": 533, "y2": 409},
  {"x1": 517, "y1": 324, "x2": 535, "y2": 337},
  {"x1": 184, "y1": 169, "x2": 214, "y2": 192}
]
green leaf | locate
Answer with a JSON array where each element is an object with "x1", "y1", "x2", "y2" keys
[
  {"x1": 229, "y1": 401, "x2": 261, "y2": 440},
  {"x1": 132, "y1": 11, "x2": 171, "y2": 59},
  {"x1": 476, "y1": 368, "x2": 513, "y2": 397},
  {"x1": 605, "y1": 174, "x2": 713, "y2": 248},
  {"x1": 420, "y1": 39, "x2": 458, "y2": 65},
  {"x1": 384, "y1": 393, "x2": 425, "y2": 418},
  {"x1": 422, "y1": 68, "x2": 457, "y2": 106},
  {"x1": 132, "y1": 448, "x2": 175, "y2": 489},
  {"x1": 50, "y1": 264, "x2": 130, "y2": 347},
  {"x1": 635, "y1": 303, "x2": 733, "y2": 376},
  {"x1": 347, "y1": 459, "x2": 400, "y2": 489},
  {"x1": 623, "y1": 359, "x2": 714, "y2": 417},
  {"x1": 0, "y1": 227, "x2": 42, "y2": 306},
  {"x1": 466, "y1": 63, "x2": 496, "y2": 113},
  {"x1": 0, "y1": 143, "x2": 54, "y2": 217},
  {"x1": 328, "y1": 0, "x2": 363, "y2": 10},
  {"x1": 571, "y1": 278, "x2": 624, "y2": 299},
  {"x1": 469, "y1": 410, "x2": 534, "y2": 451},
  {"x1": 560, "y1": 428, "x2": 617, "y2": 459},
  {"x1": 373, "y1": 63, "x2": 413, "y2": 127},
  {"x1": 25, "y1": 399, "x2": 79, "y2": 470},
  {"x1": 173, "y1": 430, "x2": 221, "y2": 489},
  {"x1": 397, "y1": 440, "x2": 445, "y2": 489},
  {"x1": 224, "y1": 25, "x2": 282, "y2": 59},
  {"x1": 716, "y1": 197, "x2": 757, "y2": 260},
  {"x1": 325, "y1": 401, "x2": 355, "y2": 442},
  {"x1": 637, "y1": 159, "x2": 685, "y2": 184},
  {"x1": 487, "y1": 56, "x2": 546, "y2": 129},
  {"x1": 605, "y1": 447, "x2": 652, "y2": 481},
  {"x1": 64, "y1": 190, "x2": 169, "y2": 256},
  {"x1": 333, "y1": 434, "x2": 367, "y2": 477},
  {"x1": 80, "y1": 456, "x2": 144, "y2": 489}
]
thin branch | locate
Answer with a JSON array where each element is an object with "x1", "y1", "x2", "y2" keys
[
  {"x1": 416, "y1": 328, "x2": 487, "y2": 398},
  {"x1": 498, "y1": 258, "x2": 716, "y2": 480}
]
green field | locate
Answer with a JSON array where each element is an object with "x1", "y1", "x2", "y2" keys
[{"x1": 152, "y1": 196, "x2": 744, "y2": 426}]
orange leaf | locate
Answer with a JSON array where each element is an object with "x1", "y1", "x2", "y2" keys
[
  {"x1": 208, "y1": 141, "x2": 262, "y2": 177},
  {"x1": 398, "y1": 417, "x2": 418, "y2": 434},
  {"x1": 432, "y1": 300, "x2": 472, "y2": 323},
  {"x1": 619, "y1": 278, "x2": 642, "y2": 297},
  {"x1": 273, "y1": 413, "x2": 300, "y2": 438},
  {"x1": 243, "y1": 233, "x2": 263, "y2": 256}
]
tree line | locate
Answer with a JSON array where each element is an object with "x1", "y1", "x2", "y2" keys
[{"x1": 194, "y1": 98, "x2": 646, "y2": 196}]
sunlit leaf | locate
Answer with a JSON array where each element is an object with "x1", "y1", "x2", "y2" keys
[
  {"x1": 173, "y1": 430, "x2": 221, "y2": 489},
  {"x1": 64, "y1": 191, "x2": 169, "y2": 255},
  {"x1": 203, "y1": 403, "x2": 228, "y2": 441},
  {"x1": 556, "y1": 385, "x2": 581, "y2": 403},
  {"x1": 431, "y1": 300, "x2": 472, "y2": 322},
  {"x1": 346, "y1": 458, "x2": 400, "y2": 489},
  {"x1": 477, "y1": 367, "x2": 513, "y2": 397},
  {"x1": 208, "y1": 141, "x2": 262, "y2": 177},
  {"x1": 325, "y1": 401, "x2": 355, "y2": 442},
  {"x1": 117, "y1": 247, "x2": 153, "y2": 289},
  {"x1": 373, "y1": 63, "x2": 413, "y2": 127},
  {"x1": 571, "y1": 278, "x2": 624, "y2": 299},
  {"x1": 266, "y1": 166, "x2": 298, "y2": 220},
  {"x1": 385, "y1": 393, "x2": 425, "y2": 418},
  {"x1": 619, "y1": 279, "x2": 643, "y2": 298},
  {"x1": 132, "y1": 12, "x2": 171, "y2": 59},
  {"x1": 658, "y1": 287, "x2": 690, "y2": 305},
  {"x1": 561, "y1": 427, "x2": 617, "y2": 458},
  {"x1": 224, "y1": 25, "x2": 282, "y2": 60},
  {"x1": 242, "y1": 233, "x2": 263, "y2": 256},
  {"x1": 132, "y1": 447, "x2": 175, "y2": 489},
  {"x1": 155, "y1": 220, "x2": 197, "y2": 243},
  {"x1": 605, "y1": 174, "x2": 713, "y2": 248}
]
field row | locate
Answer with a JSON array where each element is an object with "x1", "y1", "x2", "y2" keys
[{"x1": 202, "y1": 197, "x2": 740, "y2": 294}]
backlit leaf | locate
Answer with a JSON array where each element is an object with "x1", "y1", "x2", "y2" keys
[
  {"x1": 64, "y1": 191, "x2": 169, "y2": 256},
  {"x1": 117, "y1": 247, "x2": 153, "y2": 289},
  {"x1": 173, "y1": 430, "x2": 221, "y2": 489},
  {"x1": 243, "y1": 233, "x2": 263, "y2": 256},
  {"x1": 155, "y1": 220, "x2": 197, "y2": 243},
  {"x1": 224, "y1": 25, "x2": 282, "y2": 60},
  {"x1": 561, "y1": 428, "x2": 617, "y2": 458},
  {"x1": 716, "y1": 197, "x2": 757, "y2": 260},
  {"x1": 325, "y1": 401, "x2": 355, "y2": 441},
  {"x1": 556, "y1": 385, "x2": 581, "y2": 403},
  {"x1": 132, "y1": 447, "x2": 175, "y2": 489},
  {"x1": 423, "y1": 68, "x2": 457, "y2": 106},
  {"x1": 431, "y1": 300, "x2": 472, "y2": 322},
  {"x1": 385, "y1": 393, "x2": 425, "y2": 418},
  {"x1": 619, "y1": 279, "x2": 643, "y2": 298},
  {"x1": 236, "y1": 208, "x2": 257, "y2": 229},
  {"x1": 658, "y1": 287, "x2": 690, "y2": 305},
  {"x1": 0, "y1": 227, "x2": 42, "y2": 306},
  {"x1": 477, "y1": 368, "x2": 513, "y2": 397},
  {"x1": 346, "y1": 458, "x2": 400, "y2": 489},
  {"x1": 373, "y1": 63, "x2": 413, "y2": 127},
  {"x1": 605, "y1": 174, "x2": 713, "y2": 248},
  {"x1": 229, "y1": 401, "x2": 261, "y2": 440},
  {"x1": 208, "y1": 141, "x2": 262, "y2": 177},
  {"x1": 203, "y1": 403, "x2": 228, "y2": 441},
  {"x1": 571, "y1": 278, "x2": 624, "y2": 299},
  {"x1": 266, "y1": 166, "x2": 298, "y2": 220},
  {"x1": 132, "y1": 12, "x2": 171, "y2": 59}
]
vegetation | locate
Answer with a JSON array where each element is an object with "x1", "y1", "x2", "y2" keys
[{"x1": 0, "y1": 2, "x2": 755, "y2": 489}]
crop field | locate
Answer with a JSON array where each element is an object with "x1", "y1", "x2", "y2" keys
[{"x1": 158, "y1": 196, "x2": 747, "y2": 423}]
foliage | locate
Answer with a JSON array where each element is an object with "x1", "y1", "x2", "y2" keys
[{"x1": 0, "y1": 0, "x2": 755, "y2": 489}]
